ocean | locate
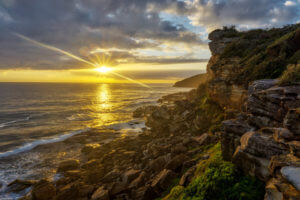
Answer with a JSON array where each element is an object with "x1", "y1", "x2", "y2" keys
[{"x1": 0, "y1": 82, "x2": 190, "y2": 199}]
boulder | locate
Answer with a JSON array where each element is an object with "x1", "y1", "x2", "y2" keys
[
  {"x1": 128, "y1": 171, "x2": 147, "y2": 189},
  {"x1": 151, "y1": 169, "x2": 176, "y2": 193},
  {"x1": 264, "y1": 179, "x2": 284, "y2": 200},
  {"x1": 280, "y1": 166, "x2": 300, "y2": 190},
  {"x1": 91, "y1": 186, "x2": 109, "y2": 200},
  {"x1": 149, "y1": 154, "x2": 171, "y2": 173},
  {"x1": 194, "y1": 133, "x2": 216, "y2": 146},
  {"x1": 31, "y1": 179, "x2": 56, "y2": 200},
  {"x1": 240, "y1": 132, "x2": 288, "y2": 159},
  {"x1": 57, "y1": 159, "x2": 80, "y2": 173},
  {"x1": 284, "y1": 108, "x2": 300, "y2": 135},
  {"x1": 165, "y1": 154, "x2": 190, "y2": 172},
  {"x1": 122, "y1": 169, "x2": 141, "y2": 184},
  {"x1": 179, "y1": 166, "x2": 196, "y2": 186}
]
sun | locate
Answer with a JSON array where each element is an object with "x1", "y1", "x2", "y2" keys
[{"x1": 94, "y1": 66, "x2": 112, "y2": 73}]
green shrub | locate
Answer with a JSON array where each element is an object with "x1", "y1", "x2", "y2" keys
[{"x1": 162, "y1": 144, "x2": 265, "y2": 200}]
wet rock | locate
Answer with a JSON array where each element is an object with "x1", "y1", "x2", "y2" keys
[
  {"x1": 57, "y1": 159, "x2": 80, "y2": 173},
  {"x1": 31, "y1": 179, "x2": 56, "y2": 200},
  {"x1": 7, "y1": 179, "x2": 37, "y2": 193},
  {"x1": 151, "y1": 169, "x2": 176, "y2": 193},
  {"x1": 280, "y1": 166, "x2": 300, "y2": 190},
  {"x1": 91, "y1": 186, "x2": 109, "y2": 200}
]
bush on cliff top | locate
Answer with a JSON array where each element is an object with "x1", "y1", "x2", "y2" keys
[
  {"x1": 220, "y1": 24, "x2": 300, "y2": 87},
  {"x1": 162, "y1": 144, "x2": 265, "y2": 200}
]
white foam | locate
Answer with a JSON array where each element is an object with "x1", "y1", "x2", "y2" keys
[
  {"x1": 104, "y1": 120, "x2": 145, "y2": 133},
  {"x1": 0, "y1": 128, "x2": 90, "y2": 158},
  {"x1": 0, "y1": 116, "x2": 30, "y2": 128}
]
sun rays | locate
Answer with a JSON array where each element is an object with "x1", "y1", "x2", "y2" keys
[{"x1": 14, "y1": 33, "x2": 151, "y2": 88}]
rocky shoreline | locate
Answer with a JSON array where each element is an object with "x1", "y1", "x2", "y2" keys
[{"x1": 5, "y1": 24, "x2": 300, "y2": 200}]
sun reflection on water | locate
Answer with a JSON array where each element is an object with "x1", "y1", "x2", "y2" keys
[
  {"x1": 97, "y1": 84, "x2": 111, "y2": 109},
  {"x1": 93, "y1": 84, "x2": 114, "y2": 127}
]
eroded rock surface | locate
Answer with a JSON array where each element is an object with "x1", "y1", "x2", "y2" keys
[{"x1": 222, "y1": 80, "x2": 300, "y2": 199}]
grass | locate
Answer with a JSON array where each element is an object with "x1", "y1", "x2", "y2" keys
[
  {"x1": 162, "y1": 144, "x2": 265, "y2": 200},
  {"x1": 279, "y1": 64, "x2": 300, "y2": 85}
]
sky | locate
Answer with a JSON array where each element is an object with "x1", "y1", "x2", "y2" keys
[{"x1": 0, "y1": 0, "x2": 299, "y2": 83}]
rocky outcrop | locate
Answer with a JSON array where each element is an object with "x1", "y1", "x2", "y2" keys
[{"x1": 221, "y1": 80, "x2": 300, "y2": 199}]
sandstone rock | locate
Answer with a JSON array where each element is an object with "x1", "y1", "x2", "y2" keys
[
  {"x1": 233, "y1": 147, "x2": 270, "y2": 181},
  {"x1": 91, "y1": 186, "x2": 109, "y2": 200},
  {"x1": 101, "y1": 170, "x2": 121, "y2": 183},
  {"x1": 128, "y1": 171, "x2": 147, "y2": 189},
  {"x1": 151, "y1": 169, "x2": 176, "y2": 193},
  {"x1": 81, "y1": 159, "x2": 102, "y2": 170},
  {"x1": 264, "y1": 179, "x2": 284, "y2": 200},
  {"x1": 284, "y1": 108, "x2": 300, "y2": 135},
  {"x1": 165, "y1": 154, "x2": 190, "y2": 172},
  {"x1": 122, "y1": 169, "x2": 141, "y2": 184},
  {"x1": 280, "y1": 166, "x2": 300, "y2": 190},
  {"x1": 194, "y1": 133, "x2": 216, "y2": 146},
  {"x1": 57, "y1": 159, "x2": 80, "y2": 173},
  {"x1": 240, "y1": 132, "x2": 288, "y2": 159},
  {"x1": 272, "y1": 128, "x2": 294, "y2": 142},
  {"x1": 32, "y1": 179, "x2": 56, "y2": 200},
  {"x1": 179, "y1": 166, "x2": 196, "y2": 187},
  {"x1": 288, "y1": 141, "x2": 300, "y2": 157},
  {"x1": 268, "y1": 154, "x2": 300, "y2": 177},
  {"x1": 248, "y1": 79, "x2": 278, "y2": 95},
  {"x1": 149, "y1": 154, "x2": 171, "y2": 173},
  {"x1": 109, "y1": 181, "x2": 127, "y2": 196}
]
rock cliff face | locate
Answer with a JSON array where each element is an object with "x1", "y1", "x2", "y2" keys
[{"x1": 222, "y1": 80, "x2": 300, "y2": 199}]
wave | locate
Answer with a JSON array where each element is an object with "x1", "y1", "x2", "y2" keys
[
  {"x1": 0, "y1": 116, "x2": 31, "y2": 129},
  {"x1": 0, "y1": 128, "x2": 90, "y2": 158}
]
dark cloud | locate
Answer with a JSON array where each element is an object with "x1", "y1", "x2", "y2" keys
[{"x1": 0, "y1": 0, "x2": 298, "y2": 70}]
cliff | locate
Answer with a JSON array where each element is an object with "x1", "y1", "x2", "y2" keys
[
  {"x1": 14, "y1": 24, "x2": 300, "y2": 200},
  {"x1": 173, "y1": 74, "x2": 208, "y2": 88}
]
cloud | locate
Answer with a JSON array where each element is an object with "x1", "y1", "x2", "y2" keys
[
  {"x1": 0, "y1": 0, "x2": 298, "y2": 71},
  {"x1": 187, "y1": 0, "x2": 300, "y2": 30}
]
